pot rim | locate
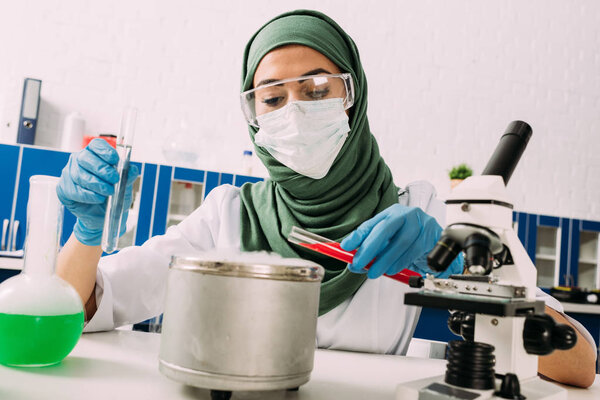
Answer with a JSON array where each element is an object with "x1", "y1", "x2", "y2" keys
[{"x1": 170, "y1": 256, "x2": 325, "y2": 282}]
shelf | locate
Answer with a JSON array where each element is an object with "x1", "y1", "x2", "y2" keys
[
  {"x1": 167, "y1": 214, "x2": 188, "y2": 222},
  {"x1": 0, "y1": 250, "x2": 24, "y2": 258},
  {"x1": 0, "y1": 256, "x2": 24, "y2": 271},
  {"x1": 535, "y1": 254, "x2": 556, "y2": 261}
]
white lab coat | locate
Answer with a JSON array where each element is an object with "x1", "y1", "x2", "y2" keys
[{"x1": 84, "y1": 182, "x2": 596, "y2": 356}]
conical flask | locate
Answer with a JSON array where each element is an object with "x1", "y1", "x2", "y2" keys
[{"x1": 0, "y1": 175, "x2": 84, "y2": 366}]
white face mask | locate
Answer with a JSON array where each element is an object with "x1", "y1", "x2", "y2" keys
[{"x1": 254, "y1": 98, "x2": 350, "y2": 179}]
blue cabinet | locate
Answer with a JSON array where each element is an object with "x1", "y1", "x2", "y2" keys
[
  {"x1": 0, "y1": 144, "x2": 266, "y2": 260},
  {"x1": 136, "y1": 166, "x2": 263, "y2": 245},
  {"x1": 522, "y1": 214, "x2": 600, "y2": 290},
  {"x1": 0, "y1": 145, "x2": 75, "y2": 253},
  {"x1": 160, "y1": 167, "x2": 205, "y2": 233},
  {"x1": 572, "y1": 220, "x2": 600, "y2": 290},
  {"x1": 151, "y1": 165, "x2": 174, "y2": 237},
  {"x1": 13, "y1": 147, "x2": 73, "y2": 250},
  {"x1": 531, "y1": 214, "x2": 564, "y2": 288},
  {"x1": 153, "y1": 167, "x2": 263, "y2": 237},
  {"x1": 513, "y1": 212, "x2": 600, "y2": 290},
  {"x1": 133, "y1": 163, "x2": 156, "y2": 246},
  {"x1": 0, "y1": 144, "x2": 20, "y2": 252}
]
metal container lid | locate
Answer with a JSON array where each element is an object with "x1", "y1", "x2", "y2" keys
[{"x1": 170, "y1": 252, "x2": 324, "y2": 282}]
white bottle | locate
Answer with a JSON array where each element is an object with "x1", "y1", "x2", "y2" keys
[
  {"x1": 179, "y1": 183, "x2": 196, "y2": 216},
  {"x1": 242, "y1": 150, "x2": 253, "y2": 176},
  {"x1": 60, "y1": 112, "x2": 86, "y2": 152}
]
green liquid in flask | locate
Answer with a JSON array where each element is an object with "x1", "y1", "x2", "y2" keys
[{"x1": 0, "y1": 311, "x2": 84, "y2": 366}]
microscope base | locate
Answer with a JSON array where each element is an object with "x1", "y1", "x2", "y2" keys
[{"x1": 396, "y1": 374, "x2": 566, "y2": 400}]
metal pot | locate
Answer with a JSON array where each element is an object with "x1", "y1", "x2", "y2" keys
[{"x1": 158, "y1": 253, "x2": 324, "y2": 392}]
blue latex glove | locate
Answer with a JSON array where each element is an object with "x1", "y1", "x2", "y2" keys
[
  {"x1": 340, "y1": 204, "x2": 464, "y2": 279},
  {"x1": 57, "y1": 138, "x2": 140, "y2": 246}
]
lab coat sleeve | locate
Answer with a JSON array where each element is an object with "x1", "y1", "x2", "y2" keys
[{"x1": 84, "y1": 185, "x2": 241, "y2": 332}]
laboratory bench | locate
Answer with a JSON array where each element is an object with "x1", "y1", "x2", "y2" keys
[
  {"x1": 2, "y1": 142, "x2": 600, "y2": 386},
  {"x1": 561, "y1": 302, "x2": 600, "y2": 315},
  {"x1": 0, "y1": 330, "x2": 598, "y2": 400}
]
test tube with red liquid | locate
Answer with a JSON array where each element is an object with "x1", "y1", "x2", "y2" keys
[{"x1": 287, "y1": 226, "x2": 421, "y2": 285}]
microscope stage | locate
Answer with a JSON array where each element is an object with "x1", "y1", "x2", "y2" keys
[{"x1": 405, "y1": 291, "x2": 545, "y2": 316}]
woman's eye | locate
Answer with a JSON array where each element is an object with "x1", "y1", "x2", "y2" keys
[
  {"x1": 307, "y1": 88, "x2": 330, "y2": 99},
  {"x1": 261, "y1": 96, "x2": 284, "y2": 107}
]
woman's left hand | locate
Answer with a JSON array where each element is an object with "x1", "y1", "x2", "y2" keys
[{"x1": 340, "y1": 204, "x2": 463, "y2": 279}]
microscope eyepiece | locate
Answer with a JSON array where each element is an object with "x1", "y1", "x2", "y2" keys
[
  {"x1": 427, "y1": 235, "x2": 462, "y2": 272},
  {"x1": 481, "y1": 120, "x2": 532, "y2": 185}
]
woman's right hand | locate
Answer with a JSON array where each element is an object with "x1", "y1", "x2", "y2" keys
[{"x1": 57, "y1": 139, "x2": 138, "y2": 246}]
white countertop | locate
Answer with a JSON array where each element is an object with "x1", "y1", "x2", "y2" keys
[
  {"x1": 0, "y1": 330, "x2": 598, "y2": 399},
  {"x1": 561, "y1": 302, "x2": 600, "y2": 315},
  {"x1": 0, "y1": 254, "x2": 23, "y2": 270}
]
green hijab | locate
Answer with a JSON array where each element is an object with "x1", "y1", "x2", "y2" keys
[{"x1": 239, "y1": 9, "x2": 398, "y2": 315}]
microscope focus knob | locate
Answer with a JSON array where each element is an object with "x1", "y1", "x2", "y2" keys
[
  {"x1": 551, "y1": 323, "x2": 577, "y2": 350},
  {"x1": 523, "y1": 314, "x2": 577, "y2": 355}
]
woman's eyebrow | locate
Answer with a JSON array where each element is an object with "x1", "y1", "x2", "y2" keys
[
  {"x1": 255, "y1": 68, "x2": 333, "y2": 88},
  {"x1": 301, "y1": 68, "x2": 331, "y2": 77}
]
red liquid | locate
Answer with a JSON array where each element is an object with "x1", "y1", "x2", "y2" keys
[{"x1": 297, "y1": 242, "x2": 420, "y2": 284}]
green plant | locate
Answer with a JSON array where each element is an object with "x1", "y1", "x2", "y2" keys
[{"x1": 449, "y1": 163, "x2": 473, "y2": 180}]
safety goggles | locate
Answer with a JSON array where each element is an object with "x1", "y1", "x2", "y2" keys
[{"x1": 240, "y1": 73, "x2": 355, "y2": 127}]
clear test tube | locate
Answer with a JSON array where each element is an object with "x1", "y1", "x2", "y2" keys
[
  {"x1": 288, "y1": 226, "x2": 356, "y2": 264},
  {"x1": 287, "y1": 226, "x2": 420, "y2": 285},
  {"x1": 101, "y1": 107, "x2": 137, "y2": 254}
]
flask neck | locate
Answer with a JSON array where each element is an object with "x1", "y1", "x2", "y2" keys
[{"x1": 22, "y1": 176, "x2": 63, "y2": 277}]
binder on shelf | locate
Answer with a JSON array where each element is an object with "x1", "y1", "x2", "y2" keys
[{"x1": 16, "y1": 78, "x2": 42, "y2": 145}]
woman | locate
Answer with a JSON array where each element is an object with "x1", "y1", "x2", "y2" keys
[{"x1": 56, "y1": 10, "x2": 596, "y2": 387}]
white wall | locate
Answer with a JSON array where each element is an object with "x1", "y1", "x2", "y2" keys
[{"x1": 1, "y1": 0, "x2": 599, "y2": 220}]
